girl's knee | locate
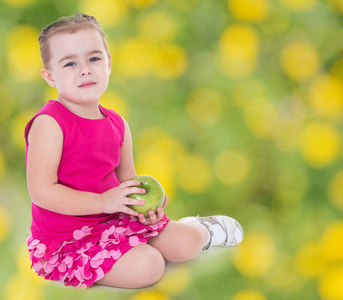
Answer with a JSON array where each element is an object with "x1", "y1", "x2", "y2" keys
[
  {"x1": 97, "y1": 244, "x2": 165, "y2": 289},
  {"x1": 136, "y1": 245, "x2": 166, "y2": 285},
  {"x1": 169, "y1": 224, "x2": 208, "y2": 262}
]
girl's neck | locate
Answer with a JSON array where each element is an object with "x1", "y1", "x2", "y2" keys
[{"x1": 56, "y1": 97, "x2": 105, "y2": 120}]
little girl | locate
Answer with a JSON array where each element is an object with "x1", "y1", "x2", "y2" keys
[{"x1": 25, "y1": 13, "x2": 243, "y2": 289}]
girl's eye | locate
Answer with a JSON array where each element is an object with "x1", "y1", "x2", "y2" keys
[
  {"x1": 64, "y1": 62, "x2": 76, "y2": 67},
  {"x1": 90, "y1": 57, "x2": 100, "y2": 62}
]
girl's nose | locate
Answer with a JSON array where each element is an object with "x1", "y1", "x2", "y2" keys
[
  {"x1": 80, "y1": 64, "x2": 92, "y2": 76},
  {"x1": 81, "y1": 71, "x2": 92, "y2": 76}
]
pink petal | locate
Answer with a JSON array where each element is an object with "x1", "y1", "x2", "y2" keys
[
  {"x1": 34, "y1": 250, "x2": 45, "y2": 259},
  {"x1": 129, "y1": 236, "x2": 140, "y2": 247},
  {"x1": 48, "y1": 254, "x2": 59, "y2": 265},
  {"x1": 102, "y1": 249, "x2": 111, "y2": 259},
  {"x1": 115, "y1": 227, "x2": 126, "y2": 234},
  {"x1": 96, "y1": 268, "x2": 105, "y2": 281},
  {"x1": 92, "y1": 252, "x2": 102, "y2": 260},
  {"x1": 58, "y1": 262, "x2": 67, "y2": 273},
  {"x1": 45, "y1": 263, "x2": 55, "y2": 274},
  {"x1": 73, "y1": 230, "x2": 86, "y2": 240},
  {"x1": 28, "y1": 239, "x2": 40, "y2": 249},
  {"x1": 110, "y1": 250, "x2": 121, "y2": 260},
  {"x1": 36, "y1": 243, "x2": 46, "y2": 252},
  {"x1": 81, "y1": 226, "x2": 91, "y2": 234},
  {"x1": 108, "y1": 226, "x2": 115, "y2": 235},
  {"x1": 75, "y1": 268, "x2": 85, "y2": 282},
  {"x1": 129, "y1": 221, "x2": 139, "y2": 230},
  {"x1": 90, "y1": 259, "x2": 101, "y2": 269}
]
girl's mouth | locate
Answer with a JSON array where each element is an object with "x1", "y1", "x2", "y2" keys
[{"x1": 79, "y1": 81, "x2": 96, "y2": 88}]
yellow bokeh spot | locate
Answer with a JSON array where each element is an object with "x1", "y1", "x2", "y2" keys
[
  {"x1": 116, "y1": 38, "x2": 156, "y2": 77},
  {"x1": 127, "y1": 0, "x2": 157, "y2": 9},
  {"x1": 135, "y1": 150, "x2": 176, "y2": 197},
  {"x1": 3, "y1": 273, "x2": 45, "y2": 300},
  {"x1": 0, "y1": 204, "x2": 11, "y2": 243},
  {"x1": 214, "y1": 150, "x2": 249, "y2": 186},
  {"x1": 155, "y1": 266, "x2": 190, "y2": 295},
  {"x1": 318, "y1": 265, "x2": 343, "y2": 300},
  {"x1": 228, "y1": 0, "x2": 270, "y2": 23},
  {"x1": 328, "y1": 170, "x2": 343, "y2": 210},
  {"x1": 243, "y1": 97, "x2": 278, "y2": 139},
  {"x1": 299, "y1": 122, "x2": 340, "y2": 168},
  {"x1": 177, "y1": 154, "x2": 212, "y2": 194},
  {"x1": 129, "y1": 290, "x2": 169, "y2": 300},
  {"x1": 232, "y1": 289, "x2": 267, "y2": 300},
  {"x1": 10, "y1": 110, "x2": 36, "y2": 150},
  {"x1": 6, "y1": 26, "x2": 41, "y2": 81},
  {"x1": 135, "y1": 128, "x2": 186, "y2": 170},
  {"x1": 0, "y1": 150, "x2": 6, "y2": 180},
  {"x1": 320, "y1": 220, "x2": 343, "y2": 263},
  {"x1": 186, "y1": 88, "x2": 222, "y2": 124},
  {"x1": 138, "y1": 11, "x2": 176, "y2": 43},
  {"x1": 135, "y1": 128, "x2": 186, "y2": 197},
  {"x1": 264, "y1": 254, "x2": 301, "y2": 289},
  {"x1": 3, "y1": 245, "x2": 46, "y2": 300},
  {"x1": 280, "y1": 0, "x2": 317, "y2": 12},
  {"x1": 79, "y1": 0, "x2": 127, "y2": 28},
  {"x1": 231, "y1": 231, "x2": 276, "y2": 277},
  {"x1": 153, "y1": 44, "x2": 188, "y2": 80},
  {"x1": 281, "y1": 42, "x2": 319, "y2": 82},
  {"x1": 4, "y1": 0, "x2": 34, "y2": 6},
  {"x1": 308, "y1": 75, "x2": 343, "y2": 119},
  {"x1": 100, "y1": 90, "x2": 128, "y2": 119},
  {"x1": 326, "y1": 0, "x2": 343, "y2": 14},
  {"x1": 295, "y1": 242, "x2": 326, "y2": 278},
  {"x1": 218, "y1": 24, "x2": 259, "y2": 78},
  {"x1": 16, "y1": 245, "x2": 45, "y2": 287}
]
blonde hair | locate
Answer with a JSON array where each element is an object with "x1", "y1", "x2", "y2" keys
[{"x1": 38, "y1": 13, "x2": 110, "y2": 68}]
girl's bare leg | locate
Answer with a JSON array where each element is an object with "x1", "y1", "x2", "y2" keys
[
  {"x1": 148, "y1": 220, "x2": 209, "y2": 262},
  {"x1": 96, "y1": 244, "x2": 165, "y2": 289}
]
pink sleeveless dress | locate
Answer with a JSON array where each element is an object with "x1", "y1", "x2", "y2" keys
[{"x1": 24, "y1": 100, "x2": 170, "y2": 289}]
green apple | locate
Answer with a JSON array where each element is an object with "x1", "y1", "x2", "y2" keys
[{"x1": 128, "y1": 175, "x2": 165, "y2": 217}]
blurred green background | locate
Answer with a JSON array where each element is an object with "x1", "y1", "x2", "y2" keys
[{"x1": 1, "y1": 0, "x2": 343, "y2": 299}]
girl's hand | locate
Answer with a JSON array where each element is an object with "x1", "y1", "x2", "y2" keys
[
  {"x1": 136, "y1": 196, "x2": 169, "y2": 225},
  {"x1": 101, "y1": 180, "x2": 146, "y2": 216}
]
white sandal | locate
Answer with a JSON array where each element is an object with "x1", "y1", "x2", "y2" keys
[{"x1": 179, "y1": 215, "x2": 243, "y2": 251}]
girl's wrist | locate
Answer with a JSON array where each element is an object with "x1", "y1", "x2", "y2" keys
[{"x1": 98, "y1": 192, "x2": 106, "y2": 214}]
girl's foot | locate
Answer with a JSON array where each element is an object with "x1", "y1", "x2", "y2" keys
[{"x1": 179, "y1": 215, "x2": 243, "y2": 251}]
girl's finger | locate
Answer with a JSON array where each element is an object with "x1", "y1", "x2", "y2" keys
[
  {"x1": 156, "y1": 206, "x2": 164, "y2": 220},
  {"x1": 123, "y1": 187, "x2": 146, "y2": 197},
  {"x1": 148, "y1": 210, "x2": 157, "y2": 224},
  {"x1": 162, "y1": 196, "x2": 168, "y2": 209},
  {"x1": 121, "y1": 180, "x2": 141, "y2": 188},
  {"x1": 138, "y1": 213, "x2": 148, "y2": 225}
]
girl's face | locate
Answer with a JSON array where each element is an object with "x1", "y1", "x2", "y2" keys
[{"x1": 41, "y1": 29, "x2": 111, "y2": 107}]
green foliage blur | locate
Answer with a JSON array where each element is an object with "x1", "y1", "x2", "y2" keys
[{"x1": 1, "y1": 0, "x2": 343, "y2": 299}]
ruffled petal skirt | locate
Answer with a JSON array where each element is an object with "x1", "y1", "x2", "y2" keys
[{"x1": 27, "y1": 213, "x2": 169, "y2": 289}]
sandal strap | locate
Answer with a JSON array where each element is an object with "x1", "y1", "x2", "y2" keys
[
  {"x1": 195, "y1": 215, "x2": 214, "y2": 251},
  {"x1": 196, "y1": 215, "x2": 236, "y2": 250}
]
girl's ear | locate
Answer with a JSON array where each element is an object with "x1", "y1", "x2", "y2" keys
[{"x1": 40, "y1": 68, "x2": 56, "y2": 87}]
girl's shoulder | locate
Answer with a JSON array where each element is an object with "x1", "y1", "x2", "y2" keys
[
  {"x1": 99, "y1": 105, "x2": 125, "y2": 132},
  {"x1": 25, "y1": 101, "x2": 68, "y2": 138}
]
